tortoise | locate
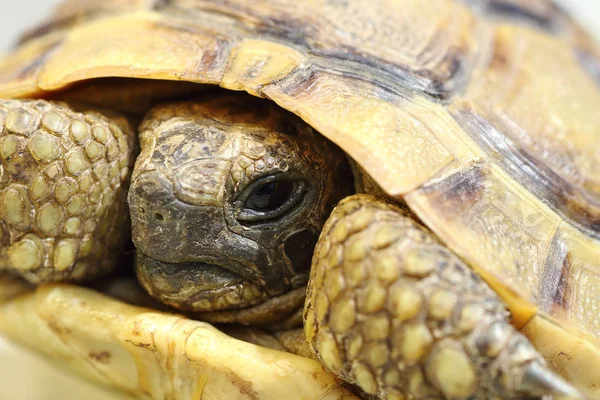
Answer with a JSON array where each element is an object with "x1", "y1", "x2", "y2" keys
[{"x1": 0, "y1": 0, "x2": 599, "y2": 399}]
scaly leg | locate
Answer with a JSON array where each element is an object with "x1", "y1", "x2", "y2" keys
[
  {"x1": 0, "y1": 99, "x2": 135, "y2": 283},
  {"x1": 305, "y1": 194, "x2": 582, "y2": 400}
]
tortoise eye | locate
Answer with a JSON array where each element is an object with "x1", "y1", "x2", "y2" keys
[
  {"x1": 237, "y1": 175, "x2": 306, "y2": 223},
  {"x1": 246, "y1": 181, "x2": 295, "y2": 211}
]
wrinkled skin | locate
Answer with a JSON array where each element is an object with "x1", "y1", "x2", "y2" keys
[{"x1": 129, "y1": 95, "x2": 354, "y2": 317}]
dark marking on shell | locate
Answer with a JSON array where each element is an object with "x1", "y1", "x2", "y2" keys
[
  {"x1": 18, "y1": 1, "x2": 145, "y2": 47},
  {"x1": 224, "y1": 367, "x2": 259, "y2": 400},
  {"x1": 125, "y1": 339, "x2": 152, "y2": 349},
  {"x1": 198, "y1": 37, "x2": 231, "y2": 74},
  {"x1": 419, "y1": 162, "x2": 488, "y2": 220},
  {"x1": 486, "y1": 0, "x2": 559, "y2": 30},
  {"x1": 47, "y1": 319, "x2": 71, "y2": 336},
  {"x1": 8, "y1": 40, "x2": 62, "y2": 84},
  {"x1": 88, "y1": 351, "x2": 112, "y2": 363},
  {"x1": 256, "y1": 16, "x2": 312, "y2": 47},
  {"x1": 557, "y1": 351, "x2": 573, "y2": 361},
  {"x1": 576, "y1": 49, "x2": 600, "y2": 86},
  {"x1": 452, "y1": 108, "x2": 600, "y2": 238},
  {"x1": 488, "y1": 35, "x2": 511, "y2": 72},
  {"x1": 426, "y1": 56, "x2": 467, "y2": 100},
  {"x1": 307, "y1": 48, "x2": 466, "y2": 102},
  {"x1": 539, "y1": 234, "x2": 572, "y2": 313},
  {"x1": 131, "y1": 321, "x2": 143, "y2": 337},
  {"x1": 18, "y1": 18, "x2": 75, "y2": 47},
  {"x1": 464, "y1": 0, "x2": 564, "y2": 32}
]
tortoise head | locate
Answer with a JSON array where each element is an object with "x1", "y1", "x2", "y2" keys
[{"x1": 128, "y1": 94, "x2": 353, "y2": 316}]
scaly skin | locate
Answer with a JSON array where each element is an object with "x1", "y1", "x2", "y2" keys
[
  {"x1": 0, "y1": 100, "x2": 135, "y2": 283},
  {"x1": 305, "y1": 195, "x2": 582, "y2": 399}
]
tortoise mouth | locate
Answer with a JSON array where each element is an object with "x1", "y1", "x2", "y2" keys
[{"x1": 135, "y1": 252, "x2": 269, "y2": 312}]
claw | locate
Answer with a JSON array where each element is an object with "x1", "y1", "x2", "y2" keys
[
  {"x1": 516, "y1": 362, "x2": 584, "y2": 400},
  {"x1": 489, "y1": 331, "x2": 585, "y2": 400}
]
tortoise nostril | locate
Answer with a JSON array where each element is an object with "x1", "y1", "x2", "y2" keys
[
  {"x1": 138, "y1": 207, "x2": 146, "y2": 214},
  {"x1": 154, "y1": 212, "x2": 164, "y2": 221}
]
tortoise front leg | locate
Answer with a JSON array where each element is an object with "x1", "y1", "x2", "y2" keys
[
  {"x1": 305, "y1": 194, "x2": 582, "y2": 400},
  {"x1": 0, "y1": 99, "x2": 135, "y2": 283}
]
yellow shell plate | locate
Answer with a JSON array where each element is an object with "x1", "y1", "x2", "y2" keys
[{"x1": 0, "y1": 283, "x2": 354, "y2": 400}]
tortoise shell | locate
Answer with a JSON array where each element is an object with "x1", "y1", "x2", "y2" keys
[{"x1": 0, "y1": 0, "x2": 599, "y2": 397}]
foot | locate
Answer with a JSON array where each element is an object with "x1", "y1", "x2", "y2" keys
[
  {"x1": 305, "y1": 194, "x2": 583, "y2": 400},
  {"x1": 0, "y1": 99, "x2": 135, "y2": 283}
]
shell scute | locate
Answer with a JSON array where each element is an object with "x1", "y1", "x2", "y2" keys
[{"x1": 451, "y1": 24, "x2": 600, "y2": 234}]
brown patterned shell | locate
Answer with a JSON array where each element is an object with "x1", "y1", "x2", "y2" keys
[{"x1": 0, "y1": 0, "x2": 599, "y2": 396}]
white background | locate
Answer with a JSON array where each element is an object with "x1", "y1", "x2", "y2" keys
[{"x1": 0, "y1": 1, "x2": 599, "y2": 400}]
